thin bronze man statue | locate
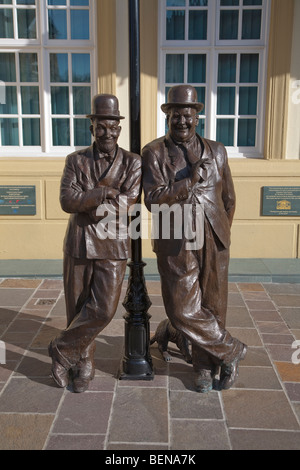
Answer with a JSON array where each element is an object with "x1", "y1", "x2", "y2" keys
[
  {"x1": 48, "y1": 94, "x2": 141, "y2": 392},
  {"x1": 142, "y1": 85, "x2": 247, "y2": 392}
]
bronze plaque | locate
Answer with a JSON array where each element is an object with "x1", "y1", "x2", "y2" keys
[
  {"x1": 262, "y1": 186, "x2": 300, "y2": 216},
  {"x1": 0, "y1": 185, "x2": 36, "y2": 215}
]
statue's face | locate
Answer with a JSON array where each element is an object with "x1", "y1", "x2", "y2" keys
[
  {"x1": 91, "y1": 118, "x2": 121, "y2": 154},
  {"x1": 168, "y1": 107, "x2": 199, "y2": 143}
]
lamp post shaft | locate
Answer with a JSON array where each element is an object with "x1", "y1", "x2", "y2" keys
[{"x1": 119, "y1": 0, "x2": 153, "y2": 380}]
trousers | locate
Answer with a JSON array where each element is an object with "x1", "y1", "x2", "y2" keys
[
  {"x1": 55, "y1": 255, "x2": 127, "y2": 365},
  {"x1": 156, "y1": 218, "x2": 243, "y2": 370}
]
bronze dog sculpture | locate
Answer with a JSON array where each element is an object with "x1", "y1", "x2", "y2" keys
[{"x1": 150, "y1": 319, "x2": 192, "y2": 363}]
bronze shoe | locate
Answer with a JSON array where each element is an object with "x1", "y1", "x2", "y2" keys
[
  {"x1": 194, "y1": 369, "x2": 213, "y2": 393},
  {"x1": 72, "y1": 342, "x2": 96, "y2": 393},
  {"x1": 219, "y1": 344, "x2": 247, "y2": 390},
  {"x1": 48, "y1": 340, "x2": 73, "y2": 388}
]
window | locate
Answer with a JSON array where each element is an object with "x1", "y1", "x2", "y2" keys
[
  {"x1": 159, "y1": 0, "x2": 270, "y2": 157},
  {"x1": 0, "y1": 0, "x2": 96, "y2": 155}
]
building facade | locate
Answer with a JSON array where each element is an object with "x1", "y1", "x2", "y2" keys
[{"x1": 0, "y1": 0, "x2": 299, "y2": 262}]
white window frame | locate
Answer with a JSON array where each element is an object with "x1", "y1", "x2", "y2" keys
[
  {"x1": 158, "y1": 0, "x2": 271, "y2": 158},
  {"x1": 0, "y1": 0, "x2": 97, "y2": 157}
]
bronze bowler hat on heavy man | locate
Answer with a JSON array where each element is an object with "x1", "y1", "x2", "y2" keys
[
  {"x1": 86, "y1": 94, "x2": 125, "y2": 120},
  {"x1": 161, "y1": 84, "x2": 204, "y2": 114}
]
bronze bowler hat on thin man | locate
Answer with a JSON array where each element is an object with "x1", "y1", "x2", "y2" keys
[
  {"x1": 86, "y1": 94, "x2": 125, "y2": 120},
  {"x1": 161, "y1": 85, "x2": 204, "y2": 114}
]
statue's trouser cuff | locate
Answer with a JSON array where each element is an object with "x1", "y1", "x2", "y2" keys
[{"x1": 54, "y1": 256, "x2": 127, "y2": 365}]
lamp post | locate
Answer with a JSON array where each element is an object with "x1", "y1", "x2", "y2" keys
[{"x1": 119, "y1": 0, "x2": 154, "y2": 380}]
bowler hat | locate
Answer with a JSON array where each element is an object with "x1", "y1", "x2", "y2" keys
[
  {"x1": 161, "y1": 85, "x2": 204, "y2": 114},
  {"x1": 87, "y1": 94, "x2": 125, "y2": 120}
]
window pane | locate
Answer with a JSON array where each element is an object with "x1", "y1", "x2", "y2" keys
[
  {"x1": 217, "y1": 119, "x2": 234, "y2": 146},
  {"x1": 221, "y1": 0, "x2": 239, "y2": 4},
  {"x1": 219, "y1": 10, "x2": 239, "y2": 40},
  {"x1": 73, "y1": 86, "x2": 91, "y2": 114},
  {"x1": 166, "y1": 10, "x2": 185, "y2": 40},
  {"x1": 189, "y1": 10, "x2": 207, "y2": 40},
  {"x1": 0, "y1": 86, "x2": 17, "y2": 114},
  {"x1": 240, "y1": 54, "x2": 259, "y2": 83},
  {"x1": 188, "y1": 54, "x2": 206, "y2": 83},
  {"x1": 17, "y1": 0, "x2": 35, "y2": 4},
  {"x1": 0, "y1": 1, "x2": 13, "y2": 4},
  {"x1": 52, "y1": 118, "x2": 70, "y2": 145},
  {"x1": 242, "y1": 10, "x2": 261, "y2": 39},
  {"x1": 22, "y1": 118, "x2": 40, "y2": 145},
  {"x1": 196, "y1": 118, "x2": 205, "y2": 137},
  {"x1": 71, "y1": 10, "x2": 89, "y2": 39},
  {"x1": 0, "y1": 9, "x2": 13, "y2": 38},
  {"x1": 190, "y1": 0, "x2": 208, "y2": 5},
  {"x1": 48, "y1": 0, "x2": 66, "y2": 5},
  {"x1": 218, "y1": 54, "x2": 236, "y2": 83},
  {"x1": 19, "y1": 53, "x2": 38, "y2": 82},
  {"x1": 21, "y1": 86, "x2": 40, "y2": 114},
  {"x1": 195, "y1": 86, "x2": 205, "y2": 114},
  {"x1": 0, "y1": 53, "x2": 16, "y2": 81},
  {"x1": 243, "y1": 0, "x2": 262, "y2": 5},
  {"x1": 50, "y1": 53, "x2": 68, "y2": 82},
  {"x1": 239, "y1": 87, "x2": 257, "y2": 115},
  {"x1": 51, "y1": 86, "x2": 69, "y2": 114},
  {"x1": 238, "y1": 118, "x2": 256, "y2": 146},
  {"x1": 167, "y1": 0, "x2": 185, "y2": 6},
  {"x1": 0, "y1": 118, "x2": 19, "y2": 145},
  {"x1": 217, "y1": 87, "x2": 235, "y2": 115},
  {"x1": 74, "y1": 118, "x2": 91, "y2": 146},
  {"x1": 72, "y1": 53, "x2": 90, "y2": 82},
  {"x1": 71, "y1": 0, "x2": 89, "y2": 5},
  {"x1": 17, "y1": 9, "x2": 36, "y2": 38},
  {"x1": 166, "y1": 54, "x2": 184, "y2": 83},
  {"x1": 48, "y1": 10, "x2": 67, "y2": 39}
]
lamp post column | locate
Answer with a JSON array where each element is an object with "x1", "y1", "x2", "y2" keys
[{"x1": 119, "y1": 0, "x2": 154, "y2": 380}]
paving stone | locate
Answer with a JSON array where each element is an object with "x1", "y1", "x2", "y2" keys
[
  {"x1": 0, "y1": 279, "x2": 42, "y2": 289},
  {"x1": 0, "y1": 377, "x2": 64, "y2": 413},
  {"x1": 226, "y1": 306, "x2": 254, "y2": 328},
  {"x1": 222, "y1": 390, "x2": 300, "y2": 430},
  {"x1": 170, "y1": 420, "x2": 230, "y2": 450},
  {"x1": 245, "y1": 300, "x2": 276, "y2": 311},
  {"x1": 263, "y1": 284, "x2": 300, "y2": 295},
  {"x1": 52, "y1": 391, "x2": 114, "y2": 434},
  {"x1": 0, "y1": 289, "x2": 35, "y2": 307},
  {"x1": 235, "y1": 366, "x2": 281, "y2": 390},
  {"x1": 0, "y1": 413, "x2": 54, "y2": 450},
  {"x1": 238, "y1": 283, "x2": 265, "y2": 292},
  {"x1": 108, "y1": 387, "x2": 168, "y2": 444},
  {"x1": 250, "y1": 310, "x2": 282, "y2": 322},
  {"x1": 255, "y1": 321, "x2": 291, "y2": 335},
  {"x1": 284, "y1": 382, "x2": 300, "y2": 402},
  {"x1": 268, "y1": 295, "x2": 300, "y2": 308},
  {"x1": 278, "y1": 308, "x2": 300, "y2": 329},
  {"x1": 227, "y1": 327, "x2": 262, "y2": 347},
  {"x1": 169, "y1": 390, "x2": 223, "y2": 419},
  {"x1": 267, "y1": 344, "x2": 296, "y2": 362},
  {"x1": 229, "y1": 428, "x2": 300, "y2": 450},
  {"x1": 45, "y1": 433, "x2": 106, "y2": 450},
  {"x1": 274, "y1": 362, "x2": 300, "y2": 382}
]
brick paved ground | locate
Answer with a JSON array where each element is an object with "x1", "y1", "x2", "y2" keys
[{"x1": 0, "y1": 278, "x2": 300, "y2": 450}]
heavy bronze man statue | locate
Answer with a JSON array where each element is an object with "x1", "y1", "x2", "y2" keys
[
  {"x1": 48, "y1": 94, "x2": 141, "y2": 392},
  {"x1": 142, "y1": 85, "x2": 247, "y2": 392}
]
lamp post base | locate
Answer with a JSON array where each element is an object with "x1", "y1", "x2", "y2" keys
[{"x1": 119, "y1": 261, "x2": 154, "y2": 381}]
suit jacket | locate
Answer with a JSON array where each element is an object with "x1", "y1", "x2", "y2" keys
[
  {"x1": 60, "y1": 143, "x2": 141, "y2": 259},
  {"x1": 142, "y1": 134, "x2": 235, "y2": 255}
]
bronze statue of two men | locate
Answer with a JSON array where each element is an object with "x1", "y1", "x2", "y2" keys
[{"x1": 48, "y1": 86, "x2": 247, "y2": 394}]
